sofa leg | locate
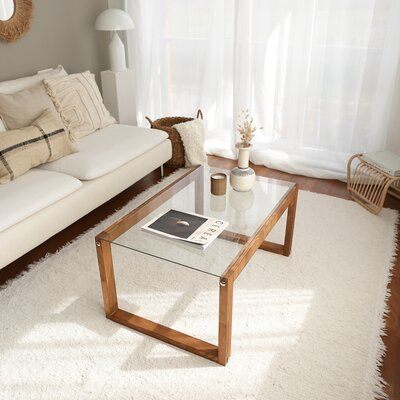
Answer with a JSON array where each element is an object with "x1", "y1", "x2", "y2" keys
[{"x1": 160, "y1": 165, "x2": 164, "y2": 179}]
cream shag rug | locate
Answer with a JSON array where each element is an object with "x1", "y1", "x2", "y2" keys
[{"x1": 0, "y1": 170, "x2": 397, "y2": 400}]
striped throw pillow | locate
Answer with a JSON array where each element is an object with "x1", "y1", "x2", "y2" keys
[
  {"x1": 0, "y1": 108, "x2": 76, "y2": 184},
  {"x1": 44, "y1": 71, "x2": 116, "y2": 140}
]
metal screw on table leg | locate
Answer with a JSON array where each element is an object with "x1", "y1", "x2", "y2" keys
[
  {"x1": 96, "y1": 242, "x2": 101, "y2": 247},
  {"x1": 220, "y1": 279, "x2": 227, "y2": 287}
]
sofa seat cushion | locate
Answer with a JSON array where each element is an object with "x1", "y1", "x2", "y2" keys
[
  {"x1": 39, "y1": 124, "x2": 169, "y2": 180},
  {"x1": 0, "y1": 169, "x2": 82, "y2": 232}
]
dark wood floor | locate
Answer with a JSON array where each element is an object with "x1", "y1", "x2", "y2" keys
[{"x1": 1, "y1": 155, "x2": 399, "y2": 399}]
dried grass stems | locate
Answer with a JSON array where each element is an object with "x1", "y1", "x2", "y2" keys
[{"x1": 236, "y1": 109, "x2": 261, "y2": 148}]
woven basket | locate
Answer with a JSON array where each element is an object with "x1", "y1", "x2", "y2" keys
[{"x1": 146, "y1": 110, "x2": 203, "y2": 168}]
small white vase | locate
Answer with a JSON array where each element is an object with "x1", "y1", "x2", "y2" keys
[{"x1": 230, "y1": 144, "x2": 256, "y2": 192}]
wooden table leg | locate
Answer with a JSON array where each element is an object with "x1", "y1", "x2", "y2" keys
[
  {"x1": 95, "y1": 236, "x2": 220, "y2": 364},
  {"x1": 195, "y1": 166, "x2": 204, "y2": 214},
  {"x1": 283, "y1": 189, "x2": 298, "y2": 256},
  {"x1": 219, "y1": 187, "x2": 298, "y2": 258},
  {"x1": 96, "y1": 239, "x2": 118, "y2": 317},
  {"x1": 218, "y1": 277, "x2": 234, "y2": 365}
]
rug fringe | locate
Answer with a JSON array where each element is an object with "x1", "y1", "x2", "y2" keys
[{"x1": 370, "y1": 210, "x2": 400, "y2": 400}]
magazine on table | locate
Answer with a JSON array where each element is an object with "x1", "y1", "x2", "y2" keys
[{"x1": 141, "y1": 209, "x2": 229, "y2": 249}]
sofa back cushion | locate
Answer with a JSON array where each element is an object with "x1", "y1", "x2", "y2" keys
[
  {"x1": 0, "y1": 83, "x2": 64, "y2": 130},
  {"x1": 0, "y1": 108, "x2": 75, "y2": 184},
  {"x1": 0, "y1": 65, "x2": 67, "y2": 95},
  {"x1": 44, "y1": 71, "x2": 115, "y2": 140}
]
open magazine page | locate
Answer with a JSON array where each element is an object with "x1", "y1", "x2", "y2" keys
[{"x1": 142, "y1": 209, "x2": 229, "y2": 249}]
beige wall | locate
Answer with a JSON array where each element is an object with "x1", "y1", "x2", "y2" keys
[{"x1": 0, "y1": 0, "x2": 109, "y2": 82}]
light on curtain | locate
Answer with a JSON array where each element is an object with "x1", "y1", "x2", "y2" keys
[{"x1": 126, "y1": 0, "x2": 400, "y2": 180}]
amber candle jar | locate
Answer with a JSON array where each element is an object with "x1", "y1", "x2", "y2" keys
[{"x1": 210, "y1": 173, "x2": 227, "y2": 196}]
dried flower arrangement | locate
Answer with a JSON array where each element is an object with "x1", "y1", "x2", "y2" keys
[{"x1": 236, "y1": 109, "x2": 260, "y2": 148}]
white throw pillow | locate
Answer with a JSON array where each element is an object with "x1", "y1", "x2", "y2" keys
[
  {"x1": 0, "y1": 65, "x2": 67, "y2": 95},
  {"x1": 173, "y1": 118, "x2": 207, "y2": 167}
]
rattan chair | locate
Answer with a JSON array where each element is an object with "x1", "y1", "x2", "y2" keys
[{"x1": 347, "y1": 154, "x2": 400, "y2": 214}]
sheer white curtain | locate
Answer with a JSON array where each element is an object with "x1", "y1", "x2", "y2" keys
[{"x1": 126, "y1": 0, "x2": 400, "y2": 179}]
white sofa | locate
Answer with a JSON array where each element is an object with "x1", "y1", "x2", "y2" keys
[{"x1": 0, "y1": 68, "x2": 172, "y2": 269}]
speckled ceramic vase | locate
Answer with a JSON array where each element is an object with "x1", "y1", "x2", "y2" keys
[{"x1": 230, "y1": 144, "x2": 256, "y2": 192}]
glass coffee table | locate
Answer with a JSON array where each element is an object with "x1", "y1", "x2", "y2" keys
[{"x1": 95, "y1": 166, "x2": 298, "y2": 365}]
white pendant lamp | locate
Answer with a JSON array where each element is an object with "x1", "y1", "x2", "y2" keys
[{"x1": 95, "y1": 8, "x2": 134, "y2": 72}]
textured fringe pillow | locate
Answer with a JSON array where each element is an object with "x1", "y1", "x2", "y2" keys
[
  {"x1": 0, "y1": 83, "x2": 64, "y2": 130},
  {"x1": 173, "y1": 118, "x2": 207, "y2": 167},
  {"x1": 0, "y1": 109, "x2": 76, "y2": 184},
  {"x1": 44, "y1": 71, "x2": 116, "y2": 140}
]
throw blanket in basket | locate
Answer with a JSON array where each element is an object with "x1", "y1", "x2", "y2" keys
[{"x1": 173, "y1": 118, "x2": 207, "y2": 167}]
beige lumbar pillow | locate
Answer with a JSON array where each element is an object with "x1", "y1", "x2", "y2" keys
[
  {"x1": 44, "y1": 71, "x2": 116, "y2": 140},
  {"x1": 0, "y1": 108, "x2": 76, "y2": 184},
  {"x1": 0, "y1": 83, "x2": 64, "y2": 130}
]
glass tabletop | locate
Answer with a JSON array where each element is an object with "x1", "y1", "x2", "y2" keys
[{"x1": 108, "y1": 167, "x2": 294, "y2": 278}]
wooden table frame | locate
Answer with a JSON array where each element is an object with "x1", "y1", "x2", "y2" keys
[{"x1": 95, "y1": 166, "x2": 298, "y2": 365}]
